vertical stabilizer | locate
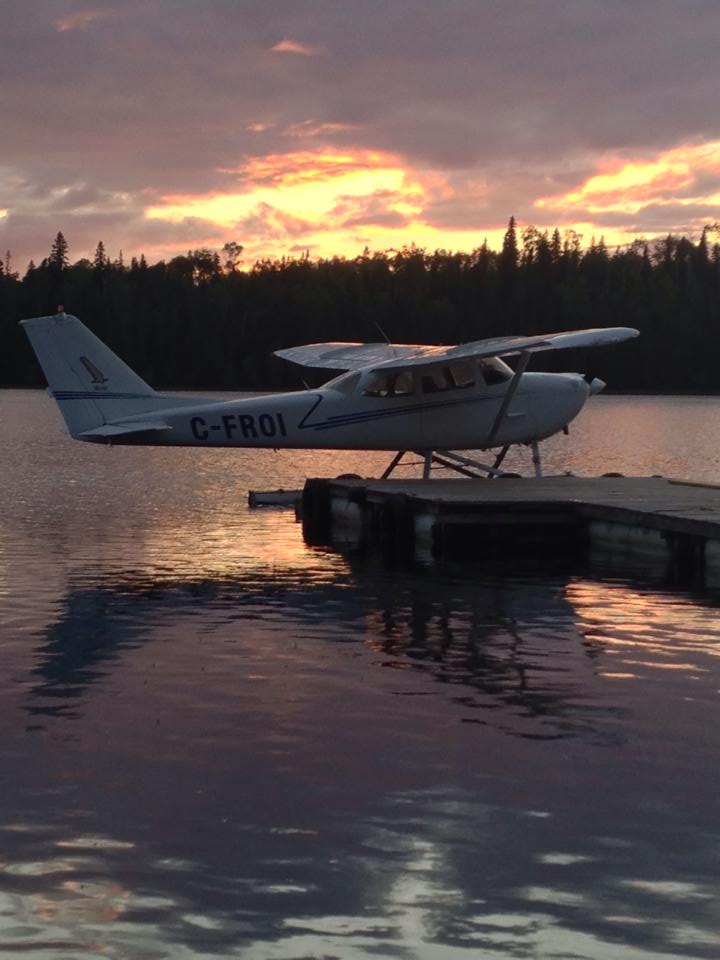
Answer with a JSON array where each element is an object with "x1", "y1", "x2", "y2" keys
[{"x1": 21, "y1": 313, "x2": 157, "y2": 436}]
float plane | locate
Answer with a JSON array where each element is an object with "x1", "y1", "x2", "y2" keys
[{"x1": 21, "y1": 312, "x2": 638, "y2": 478}]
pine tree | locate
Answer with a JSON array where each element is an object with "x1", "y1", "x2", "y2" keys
[
  {"x1": 550, "y1": 229, "x2": 562, "y2": 264},
  {"x1": 49, "y1": 232, "x2": 69, "y2": 270},
  {"x1": 695, "y1": 226, "x2": 710, "y2": 267},
  {"x1": 499, "y1": 216, "x2": 518, "y2": 273},
  {"x1": 93, "y1": 241, "x2": 108, "y2": 270}
]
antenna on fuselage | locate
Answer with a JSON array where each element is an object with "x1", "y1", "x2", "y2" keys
[
  {"x1": 374, "y1": 322, "x2": 397, "y2": 357},
  {"x1": 374, "y1": 322, "x2": 390, "y2": 343},
  {"x1": 373, "y1": 320, "x2": 392, "y2": 346}
]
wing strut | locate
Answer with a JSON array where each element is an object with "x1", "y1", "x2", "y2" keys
[{"x1": 488, "y1": 350, "x2": 530, "y2": 444}]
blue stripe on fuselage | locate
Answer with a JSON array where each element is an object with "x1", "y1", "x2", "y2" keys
[
  {"x1": 52, "y1": 391, "x2": 157, "y2": 400},
  {"x1": 298, "y1": 391, "x2": 497, "y2": 431}
]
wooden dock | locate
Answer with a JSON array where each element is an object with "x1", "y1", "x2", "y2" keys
[{"x1": 302, "y1": 476, "x2": 720, "y2": 586}]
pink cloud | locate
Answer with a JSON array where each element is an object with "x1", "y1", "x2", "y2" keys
[
  {"x1": 270, "y1": 38, "x2": 321, "y2": 56},
  {"x1": 53, "y1": 9, "x2": 114, "y2": 33}
]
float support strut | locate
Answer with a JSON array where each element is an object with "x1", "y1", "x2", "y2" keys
[{"x1": 381, "y1": 450, "x2": 407, "y2": 479}]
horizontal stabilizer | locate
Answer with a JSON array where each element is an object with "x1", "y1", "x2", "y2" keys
[{"x1": 77, "y1": 421, "x2": 172, "y2": 438}]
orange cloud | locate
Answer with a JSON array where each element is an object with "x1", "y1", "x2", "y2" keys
[
  {"x1": 235, "y1": 149, "x2": 400, "y2": 188},
  {"x1": 537, "y1": 140, "x2": 720, "y2": 215},
  {"x1": 152, "y1": 149, "x2": 417, "y2": 224},
  {"x1": 53, "y1": 9, "x2": 113, "y2": 32},
  {"x1": 144, "y1": 147, "x2": 502, "y2": 261}
]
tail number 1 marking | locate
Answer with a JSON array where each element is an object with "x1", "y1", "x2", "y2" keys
[{"x1": 190, "y1": 412, "x2": 288, "y2": 441}]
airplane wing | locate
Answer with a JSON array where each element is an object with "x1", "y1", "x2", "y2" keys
[
  {"x1": 274, "y1": 342, "x2": 428, "y2": 370},
  {"x1": 275, "y1": 328, "x2": 639, "y2": 372}
]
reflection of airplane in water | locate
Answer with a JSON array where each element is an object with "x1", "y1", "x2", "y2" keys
[
  {"x1": 23, "y1": 565, "x2": 720, "y2": 957},
  {"x1": 30, "y1": 561, "x2": 617, "y2": 741},
  {"x1": 22, "y1": 312, "x2": 637, "y2": 477}
]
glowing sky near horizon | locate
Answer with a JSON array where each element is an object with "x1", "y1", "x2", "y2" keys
[{"x1": 1, "y1": 1, "x2": 720, "y2": 267}]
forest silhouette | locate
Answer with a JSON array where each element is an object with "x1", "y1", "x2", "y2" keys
[{"x1": 2, "y1": 219, "x2": 719, "y2": 392}]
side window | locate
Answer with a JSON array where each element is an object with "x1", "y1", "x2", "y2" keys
[
  {"x1": 363, "y1": 371, "x2": 415, "y2": 398},
  {"x1": 421, "y1": 364, "x2": 474, "y2": 393},
  {"x1": 393, "y1": 371, "x2": 414, "y2": 396},
  {"x1": 363, "y1": 373, "x2": 390, "y2": 397},
  {"x1": 421, "y1": 369, "x2": 448, "y2": 394},
  {"x1": 449, "y1": 361, "x2": 474, "y2": 388}
]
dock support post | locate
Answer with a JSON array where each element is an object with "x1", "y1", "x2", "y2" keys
[
  {"x1": 301, "y1": 478, "x2": 332, "y2": 545},
  {"x1": 531, "y1": 441, "x2": 543, "y2": 479},
  {"x1": 380, "y1": 493, "x2": 416, "y2": 557},
  {"x1": 664, "y1": 531, "x2": 706, "y2": 586}
]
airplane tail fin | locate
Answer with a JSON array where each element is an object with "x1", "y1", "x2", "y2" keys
[{"x1": 21, "y1": 313, "x2": 163, "y2": 436}]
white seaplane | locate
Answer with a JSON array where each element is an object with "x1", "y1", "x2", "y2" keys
[{"x1": 21, "y1": 312, "x2": 638, "y2": 478}]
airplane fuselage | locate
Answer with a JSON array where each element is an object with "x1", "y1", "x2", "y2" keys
[{"x1": 83, "y1": 370, "x2": 591, "y2": 451}]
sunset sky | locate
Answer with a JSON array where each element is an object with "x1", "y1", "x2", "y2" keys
[{"x1": 2, "y1": 1, "x2": 719, "y2": 269}]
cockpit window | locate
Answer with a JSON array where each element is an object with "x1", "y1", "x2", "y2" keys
[
  {"x1": 420, "y1": 362, "x2": 475, "y2": 394},
  {"x1": 363, "y1": 370, "x2": 415, "y2": 398},
  {"x1": 478, "y1": 357, "x2": 513, "y2": 385}
]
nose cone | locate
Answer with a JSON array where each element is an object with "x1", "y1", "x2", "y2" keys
[
  {"x1": 588, "y1": 377, "x2": 606, "y2": 396},
  {"x1": 527, "y1": 372, "x2": 590, "y2": 441},
  {"x1": 565, "y1": 372, "x2": 590, "y2": 402}
]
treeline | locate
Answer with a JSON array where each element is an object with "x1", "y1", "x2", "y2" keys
[{"x1": 2, "y1": 219, "x2": 720, "y2": 392}]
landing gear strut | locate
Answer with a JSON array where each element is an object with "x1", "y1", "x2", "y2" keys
[{"x1": 530, "y1": 440, "x2": 543, "y2": 479}]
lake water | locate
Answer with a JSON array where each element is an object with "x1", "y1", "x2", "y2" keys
[{"x1": 2, "y1": 390, "x2": 720, "y2": 960}]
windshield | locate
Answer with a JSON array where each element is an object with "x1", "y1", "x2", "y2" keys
[
  {"x1": 479, "y1": 357, "x2": 513, "y2": 384},
  {"x1": 323, "y1": 371, "x2": 361, "y2": 394}
]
